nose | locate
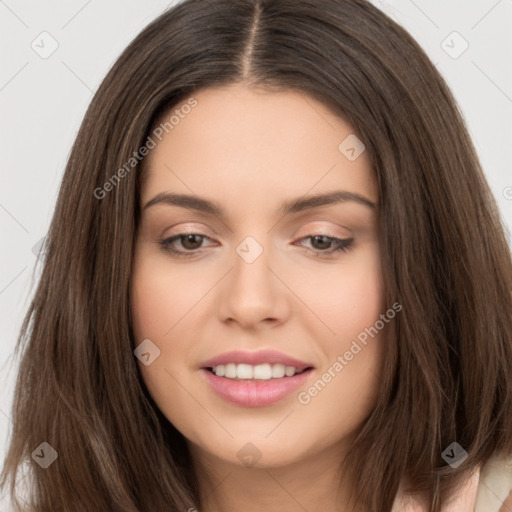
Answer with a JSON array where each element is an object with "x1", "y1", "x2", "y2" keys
[{"x1": 217, "y1": 237, "x2": 290, "y2": 329}]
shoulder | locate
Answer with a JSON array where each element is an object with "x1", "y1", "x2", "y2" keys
[{"x1": 475, "y1": 453, "x2": 512, "y2": 512}]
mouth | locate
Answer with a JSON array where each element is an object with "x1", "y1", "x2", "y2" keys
[
  {"x1": 205, "y1": 363, "x2": 313, "y2": 380},
  {"x1": 200, "y1": 363, "x2": 314, "y2": 407},
  {"x1": 199, "y1": 349, "x2": 315, "y2": 407}
]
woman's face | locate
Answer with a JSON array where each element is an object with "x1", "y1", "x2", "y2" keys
[{"x1": 131, "y1": 83, "x2": 386, "y2": 469}]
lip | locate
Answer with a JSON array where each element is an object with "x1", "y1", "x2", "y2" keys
[
  {"x1": 201, "y1": 367, "x2": 314, "y2": 407},
  {"x1": 200, "y1": 349, "x2": 313, "y2": 371}
]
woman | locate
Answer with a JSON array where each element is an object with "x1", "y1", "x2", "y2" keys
[{"x1": 2, "y1": 0, "x2": 512, "y2": 511}]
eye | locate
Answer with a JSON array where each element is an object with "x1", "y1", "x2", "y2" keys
[
  {"x1": 159, "y1": 233, "x2": 214, "y2": 257},
  {"x1": 295, "y1": 234, "x2": 354, "y2": 256},
  {"x1": 158, "y1": 232, "x2": 354, "y2": 258}
]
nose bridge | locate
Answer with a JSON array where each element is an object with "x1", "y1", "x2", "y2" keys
[
  {"x1": 232, "y1": 233, "x2": 274, "y2": 300},
  {"x1": 218, "y1": 233, "x2": 286, "y2": 326},
  {"x1": 235, "y1": 235, "x2": 266, "y2": 267}
]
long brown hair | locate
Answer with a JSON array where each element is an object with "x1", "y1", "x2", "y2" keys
[{"x1": 2, "y1": 1, "x2": 512, "y2": 510}]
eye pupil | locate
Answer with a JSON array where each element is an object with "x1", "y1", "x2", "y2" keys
[
  {"x1": 312, "y1": 235, "x2": 331, "y2": 250},
  {"x1": 182, "y1": 234, "x2": 203, "y2": 250}
]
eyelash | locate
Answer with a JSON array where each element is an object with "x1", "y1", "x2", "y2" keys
[{"x1": 158, "y1": 233, "x2": 354, "y2": 258}]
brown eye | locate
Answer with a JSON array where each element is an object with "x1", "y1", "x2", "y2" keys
[
  {"x1": 159, "y1": 233, "x2": 213, "y2": 257},
  {"x1": 179, "y1": 234, "x2": 204, "y2": 250},
  {"x1": 296, "y1": 235, "x2": 354, "y2": 255},
  {"x1": 310, "y1": 235, "x2": 333, "y2": 250}
]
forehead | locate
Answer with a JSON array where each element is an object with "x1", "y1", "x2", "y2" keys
[{"x1": 142, "y1": 84, "x2": 377, "y2": 212}]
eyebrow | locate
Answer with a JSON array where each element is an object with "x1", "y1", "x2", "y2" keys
[{"x1": 143, "y1": 190, "x2": 377, "y2": 218}]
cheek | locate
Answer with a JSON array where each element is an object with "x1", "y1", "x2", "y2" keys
[
  {"x1": 295, "y1": 246, "x2": 386, "y2": 419},
  {"x1": 130, "y1": 256, "x2": 188, "y2": 386},
  {"x1": 297, "y1": 243, "x2": 385, "y2": 341},
  {"x1": 130, "y1": 255, "x2": 204, "y2": 342},
  {"x1": 131, "y1": 272, "x2": 171, "y2": 342},
  {"x1": 130, "y1": 256, "x2": 196, "y2": 426}
]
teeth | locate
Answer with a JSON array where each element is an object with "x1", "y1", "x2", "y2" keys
[
  {"x1": 254, "y1": 364, "x2": 272, "y2": 379},
  {"x1": 225, "y1": 363, "x2": 237, "y2": 378},
  {"x1": 271, "y1": 364, "x2": 285, "y2": 378},
  {"x1": 211, "y1": 363, "x2": 304, "y2": 380},
  {"x1": 285, "y1": 366, "x2": 296, "y2": 377},
  {"x1": 237, "y1": 364, "x2": 253, "y2": 379}
]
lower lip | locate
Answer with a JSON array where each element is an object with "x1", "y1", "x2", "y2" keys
[{"x1": 201, "y1": 368, "x2": 313, "y2": 407}]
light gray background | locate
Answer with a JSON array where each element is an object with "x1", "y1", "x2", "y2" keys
[{"x1": 1, "y1": 0, "x2": 511, "y2": 498}]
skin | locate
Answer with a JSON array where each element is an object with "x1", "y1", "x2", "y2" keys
[{"x1": 131, "y1": 83, "x2": 387, "y2": 512}]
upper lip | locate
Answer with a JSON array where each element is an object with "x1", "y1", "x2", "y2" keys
[{"x1": 200, "y1": 350, "x2": 313, "y2": 371}]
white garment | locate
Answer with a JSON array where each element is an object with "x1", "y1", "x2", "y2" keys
[
  {"x1": 475, "y1": 454, "x2": 512, "y2": 512},
  {"x1": 391, "y1": 453, "x2": 512, "y2": 512}
]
